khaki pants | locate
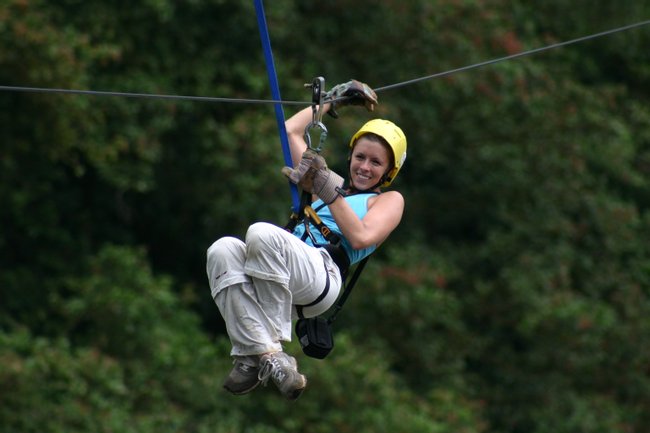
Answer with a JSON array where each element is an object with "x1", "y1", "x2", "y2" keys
[{"x1": 206, "y1": 222, "x2": 342, "y2": 357}]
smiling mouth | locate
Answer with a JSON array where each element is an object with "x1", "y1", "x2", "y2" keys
[{"x1": 355, "y1": 172, "x2": 371, "y2": 181}]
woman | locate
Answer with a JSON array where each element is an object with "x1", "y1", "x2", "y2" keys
[{"x1": 206, "y1": 80, "x2": 407, "y2": 400}]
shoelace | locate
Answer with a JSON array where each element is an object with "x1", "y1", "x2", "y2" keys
[{"x1": 258, "y1": 357, "x2": 287, "y2": 386}]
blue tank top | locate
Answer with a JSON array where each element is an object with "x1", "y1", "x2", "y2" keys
[{"x1": 292, "y1": 193, "x2": 377, "y2": 265}]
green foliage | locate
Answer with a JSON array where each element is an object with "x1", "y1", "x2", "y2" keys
[
  {"x1": 2, "y1": 0, "x2": 650, "y2": 432},
  {"x1": 0, "y1": 245, "x2": 229, "y2": 433},
  {"x1": 1, "y1": 329, "x2": 132, "y2": 433}
]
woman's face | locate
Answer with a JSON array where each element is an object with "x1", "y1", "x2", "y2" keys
[{"x1": 349, "y1": 136, "x2": 392, "y2": 191}]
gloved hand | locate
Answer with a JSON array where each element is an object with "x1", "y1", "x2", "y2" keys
[
  {"x1": 282, "y1": 150, "x2": 344, "y2": 204},
  {"x1": 325, "y1": 79, "x2": 378, "y2": 118},
  {"x1": 281, "y1": 148, "x2": 319, "y2": 187}
]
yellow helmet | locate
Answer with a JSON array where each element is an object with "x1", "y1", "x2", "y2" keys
[{"x1": 349, "y1": 119, "x2": 407, "y2": 187}]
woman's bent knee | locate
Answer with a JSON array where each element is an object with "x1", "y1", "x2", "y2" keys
[
  {"x1": 208, "y1": 236, "x2": 240, "y2": 257},
  {"x1": 206, "y1": 236, "x2": 248, "y2": 298},
  {"x1": 245, "y1": 222, "x2": 274, "y2": 241},
  {"x1": 245, "y1": 222, "x2": 280, "y2": 255},
  {"x1": 206, "y1": 236, "x2": 246, "y2": 271}
]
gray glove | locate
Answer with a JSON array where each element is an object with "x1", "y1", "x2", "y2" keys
[
  {"x1": 281, "y1": 149, "x2": 319, "y2": 187},
  {"x1": 308, "y1": 165, "x2": 344, "y2": 204},
  {"x1": 282, "y1": 150, "x2": 344, "y2": 204},
  {"x1": 325, "y1": 79, "x2": 378, "y2": 118}
]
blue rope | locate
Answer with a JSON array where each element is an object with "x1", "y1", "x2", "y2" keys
[{"x1": 253, "y1": 0, "x2": 300, "y2": 212}]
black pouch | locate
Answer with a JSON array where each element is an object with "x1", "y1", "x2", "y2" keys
[{"x1": 295, "y1": 316, "x2": 333, "y2": 359}]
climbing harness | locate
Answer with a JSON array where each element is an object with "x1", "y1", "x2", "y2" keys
[{"x1": 294, "y1": 237, "x2": 371, "y2": 359}]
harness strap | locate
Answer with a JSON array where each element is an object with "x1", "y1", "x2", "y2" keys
[
  {"x1": 284, "y1": 190, "x2": 313, "y2": 233},
  {"x1": 322, "y1": 243, "x2": 350, "y2": 280},
  {"x1": 296, "y1": 262, "x2": 330, "y2": 319},
  {"x1": 327, "y1": 255, "x2": 370, "y2": 324}
]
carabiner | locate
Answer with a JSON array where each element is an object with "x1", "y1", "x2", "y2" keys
[
  {"x1": 304, "y1": 121, "x2": 328, "y2": 152},
  {"x1": 303, "y1": 76, "x2": 328, "y2": 152}
]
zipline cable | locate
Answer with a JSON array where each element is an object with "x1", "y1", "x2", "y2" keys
[
  {"x1": 0, "y1": 19, "x2": 648, "y2": 104},
  {"x1": 375, "y1": 18, "x2": 650, "y2": 92},
  {"x1": 253, "y1": 0, "x2": 300, "y2": 212},
  {"x1": 0, "y1": 85, "x2": 309, "y2": 105}
]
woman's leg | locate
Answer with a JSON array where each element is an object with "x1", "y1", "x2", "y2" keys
[
  {"x1": 207, "y1": 236, "x2": 282, "y2": 355},
  {"x1": 207, "y1": 236, "x2": 282, "y2": 395},
  {"x1": 206, "y1": 223, "x2": 342, "y2": 399}
]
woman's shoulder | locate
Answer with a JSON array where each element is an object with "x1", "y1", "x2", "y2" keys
[{"x1": 368, "y1": 189, "x2": 404, "y2": 208}]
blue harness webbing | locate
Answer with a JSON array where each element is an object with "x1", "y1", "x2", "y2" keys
[{"x1": 253, "y1": 0, "x2": 300, "y2": 212}]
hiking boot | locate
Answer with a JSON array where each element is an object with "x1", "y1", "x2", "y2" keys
[
  {"x1": 223, "y1": 356, "x2": 261, "y2": 395},
  {"x1": 258, "y1": 351, "x2": 307, "y2": 400}
]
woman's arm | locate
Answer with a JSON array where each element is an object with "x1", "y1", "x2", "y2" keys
[{"x1": 328, "y1": 191, "x2": 404, "y2": 249}]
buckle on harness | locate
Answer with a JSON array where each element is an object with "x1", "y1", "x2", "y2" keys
[{"x1": 303, "y1": 205, "x2": 340, "y2": 244}]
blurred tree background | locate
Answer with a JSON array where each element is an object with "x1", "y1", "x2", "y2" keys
[{"x1": 1, "y1": 0, "x2": 650, "y2": 432}]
